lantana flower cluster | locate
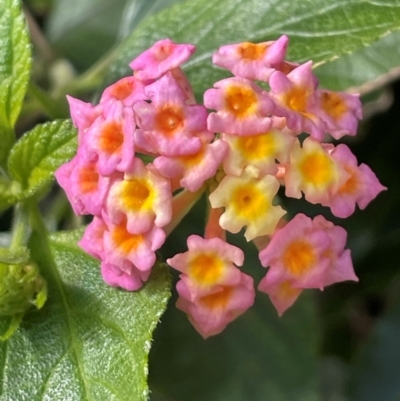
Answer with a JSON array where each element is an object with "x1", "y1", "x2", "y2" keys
[{"x1": 56, "y1": 36, "x2": 386, "y2": 338}]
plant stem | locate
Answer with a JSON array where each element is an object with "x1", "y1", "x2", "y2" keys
[
  {"x1": 28, "y1": 200, "x2": 48, "y2": 239},
  {"x1": 9, "y1": 203, "x2": 30, "y2": 252}
]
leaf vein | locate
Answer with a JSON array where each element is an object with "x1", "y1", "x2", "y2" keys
[
  {"x1": 39, "y1": 345, "x2": 71, "y2": 400},
  {"x1": 46, "y1": 243, "x2": 93, "y2": 400}
]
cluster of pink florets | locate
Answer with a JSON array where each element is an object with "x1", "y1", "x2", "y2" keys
[{"x1": 56, "y1": 36, "x2": 386, "y2": 338}]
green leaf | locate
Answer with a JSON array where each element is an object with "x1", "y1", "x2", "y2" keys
[
  {"x1": 7, "y1": 119, "x2": 77, "y2": 199},
  {"x1": 105, "y1": 0, "x2": 400, "y2": 97},
  {"x1": 315, "y1": 30, "x2": 400, "y2": 92},
  {"x1": 0, "y1": 229, "x2": 171, "y2": 400},
  {"x1": 0, "y1": 0, "x2": 31, "y2": 163},
  {"x1": 0, "y1": 0, "x2": 31, "y2": 125}
]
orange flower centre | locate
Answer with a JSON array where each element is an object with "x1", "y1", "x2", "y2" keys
[
  {"x1": 232, "y1": 183, "x2": 268, "y2": 220},
  {"x1": 238, "y1": 42, "x2": 267, "y2": 60},
  {"x1": 189, "y1": 253, "x2": 224, "y2": 285},
  {"x1": 299, "y1": 152, "x2": 334, "y2": 186},
  {"x1": 121, "y1": 179, "x2": 152, "y2": 211},
  {"x1": 225, "y1": 85, "x2": 258, "y2": 118},
  {"x1": 99, "y1": 121, "x2": 124, "y2": 154},
  {"x1": 79, "y1": 164, "x2": 99, "y2": 193},
  {"x1": 155, "y1": 106, "x2": 184, "y2": 136},
  {"x1": 282, "y1": 240, "x2": 315, "y2": 275},
  {"x1": 112, "y1": 220, "x2": 144, "y2": 254},
  {"x1": 283, "y1": 86, "x2": 309, "y2": 112},
  {"x1": 236, "y1": 131, "x2": 276, "y2": 160},
  {"x1": 321, "y1": 92, "x2": 347, "y2": 121}
]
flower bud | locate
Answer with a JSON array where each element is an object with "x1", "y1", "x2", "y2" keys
[{"x1": 0, "y1": 261, "x2": 47, "y2": 317}]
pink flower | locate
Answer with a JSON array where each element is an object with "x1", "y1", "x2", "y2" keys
[
  {"x1": 103, "y1": 215, "x2": 165, "y2": 272},
  {"x1": 106, "y1": 158, "x2": 172, "y2": 234},
  {"x1": 79, "y1": 216, "x2": 107, "y2": 260},
  {"x1": 212, "y1": 35, "x2": 289, "y2": 81},
  {"x1": 134, "y1": 72, "x2": 206, "y2": 156},
  {"x1": 312, "y1": 215, "x2": 358, "y2": 286},
  {"x1": 79, "y1": 214, "x2": 164, "y2": 290},
  {"x1": 176, "y1": 271, "x2": 255, "y2": 338},
  {"x1": 324, "y1": 144, "x2": 387, "y2": 217},
  {"x1": 55, "y1": 154, "x2": 111, "y2": 216},
  {"x1": 259, "y1": 213, "x2": 331, "y2": 289},
  {"x1": 222, "y1": 128, "x2": 295, "y2": 177},
  {"x1": 101, "y1": 262, "x2": 150, "y2": 291},
  {"x1": 314, "y1": 90, "x2": 362, "y2": 139},
  {"x1": 100, "y1": 75, "x2": 147, "y2": 107},
  {"x1": 204, "y1": 77, "x2": 274, "y2": 135},
  {"x1": 259, "y1": 213, "x2": 356, "y2": 290},
  {"x1": 66, "y1": 95, "x2": 102, "y2": 142},
  {"x1": 167, "y1": 235, "x2": 244, "y2": 298},
  {"x1": 130, "y1": 38, "x2": 195, "y2": 83},
  {"x1": 83, "y1": 102, "x2": 136, "y2": 176},
  {"x1": 269, "y1": 61, "x2": 325, "y2": 140},
  {"x1": 284, "y1": 137, "x2": 347, "y2": 205},
  {"x1": 153, "y1": 138, "x2": 228, "y2": 192},
  {"x1": 258, "y1": 278, "x2": 302, "y2": 316},
  {"x1": 168, "y1": 235, "x2": 255, "y2": 337}
]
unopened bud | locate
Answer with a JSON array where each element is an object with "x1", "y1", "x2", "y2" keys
[{"x1": 0, "y1": 261, "x2": 47, "y2": 317}]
